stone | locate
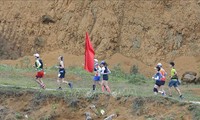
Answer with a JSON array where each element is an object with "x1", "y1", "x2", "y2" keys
[
  {"x1": 41, "y1": 15, "x2": 55, "y2": 24},
  {"x1": 85, "y1": 112, "x2": 92, "y2": 120},
  {"x1": 104, "y1": 114, "x2": 117, "y2": 120},
  {"x1": 181, "y1": 71, "x2": 197, "y2": 84},
  {"x1": 195, "y1": 77, "x2": 200, "y2": 84},
  {"x1": 69, "y1": 99, "x2": 79, "y2": 108},
  {"x1": 34, "y1": 37, "x2": 46, "y2": 47}
]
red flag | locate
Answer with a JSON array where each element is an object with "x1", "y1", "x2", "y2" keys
[{"x1": 84, "y1": 32, "x2": 95, "y2": 72}]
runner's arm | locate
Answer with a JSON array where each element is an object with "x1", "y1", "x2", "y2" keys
[
  {"x1": 101, "y1": 67, "x2": 106, "y2": 75},
  {"x1": 97, "y1": 67, "x2": 102, "y2": 73},
  {"x1": 107, "y1": 68, "x2": 111, "y2": 74}
]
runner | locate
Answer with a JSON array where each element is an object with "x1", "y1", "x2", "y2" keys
[
  {"x1": 168, "y1": 62, "x2": 183, "y2": 99},
  {"x1": 92, "y1": 59, "x2": 102, "y2": 91},
  {"x1": 100, "y1": 61, "x2": 111, "y2": 93},
  {"x1": 34, "y1": 53, "x2": 45, "y2": 89},
  {"x1": 157, "y1": 63, "x2": 167, "y2": 96},
  {"x1": 56, "y1": 56, "x2": 72, "y2": 90},
  {"x1": 152, "y1": 66, "x2": 163, "y2": 95}
]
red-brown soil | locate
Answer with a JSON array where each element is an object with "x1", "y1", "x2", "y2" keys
[{"x1": 0, "y1": 88, "x2": 195, "y2": 120}]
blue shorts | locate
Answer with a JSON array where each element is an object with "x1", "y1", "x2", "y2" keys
[
  {"x1": 168, "y1": 80, "x2": 178, "y2": 87},
  {"x1": 93, "y1": 76, "x2": 101, "y2": 81},
  {"x1": 59, "y1": 69, "x2": 65, "y2": 78}
]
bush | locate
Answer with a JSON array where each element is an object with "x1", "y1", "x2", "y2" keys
[
  {"x1": 111, "y1": 64, "x2": 125, "y2": 78},
  {"x1": 110, "y1": 64, "x2": 147, "y2": 84},
  {"x1": 19, "y1": 57, "x2": 31, "y2": 68},
  {"x1": 130, "y1": 64, "x2": 139, "y2": 75},
  {"x1": 128, "y1": 74, "x2": 147, "y2": 84},
  {"x1": 188, "y1": 104, "x2": 200, "y2": 120}
]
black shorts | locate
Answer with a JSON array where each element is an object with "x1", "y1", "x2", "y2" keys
[
  {"x1": 161, "y1": 81, "x2": 165, "y2": 85},
  {"x1": 103, "y1": 75, "x2": 108, "y2": 81},
  {"x1": 59, "y1": 69, "x2": 65, "y2": 78},
  {"x1": 155, "y1": 81, "x2": 165, "y2": 87}
]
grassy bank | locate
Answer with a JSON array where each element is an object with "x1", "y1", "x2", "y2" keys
[{"x1": 0, "y1": 64, "x2": 200, "y2": 101}]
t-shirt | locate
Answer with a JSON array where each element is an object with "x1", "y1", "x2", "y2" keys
[
  {"x1": 101, "y1": 67, "x2": 111, "y2": 75},
  {"x1": 94, "y1": 65, "x2": 101, "y2": 76},
  {"x1": 35, "y1": 59, "x2": 43, "y2": 71},
  {"x1": 59, "y1": 61, "x2": 64, "y2": 69},
  {"x1": 171, "y1": 68, "x2": 176, "y2": 76},
  {"x1": 154, "y1": 72, "x2": 162, "y2": 81},
  {"x1": 171, "y1": 68, "x2": 177, "y2": 80}
]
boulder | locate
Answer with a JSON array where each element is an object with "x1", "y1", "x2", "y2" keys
[
  {"x1": 195, "y1": 77, "x2": 200, "y2": 84},
  {"x1": 182, "y1": 71, "x2": 197, "y2": 76},
  {"x1": 181, "y1": 71, "x2": 197, "y2": 84},
  {"x1": 85, "y1": 112, "x2": 92, "y2": 120},
  {"x1": 104, "y1": 114, "x2": 117, "y2": 120},
  {"x1": 41, "y1": 15, "x2": 55, "y2": 24}
]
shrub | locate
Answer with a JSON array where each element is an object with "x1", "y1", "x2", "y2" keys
[
  {"x1": 111, "y1": 64, "x2": 125, "y2": 78},
  {"x1": 130, "y1": 64, "x2": 139, "y2": 75},
  {"x1": 110, "y1": 64, "x2": 147, "y2": 84},
  {"x1": 19, "y1": 57, "x2": 31, "y2": 68},
  {"x1": 128, "y1": 74, "x2": 147, "y2": 84}
]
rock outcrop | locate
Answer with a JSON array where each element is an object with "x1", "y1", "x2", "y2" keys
[{"x1": 182, "y1": 71, "x2": 198, "y2": 84}]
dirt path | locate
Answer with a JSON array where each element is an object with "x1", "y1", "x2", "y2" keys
[{"x1": 1, "y1": 84, "x2": 200, "y2": 106}]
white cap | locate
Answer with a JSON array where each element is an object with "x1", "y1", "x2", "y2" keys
[
  {"x1": 94, "y1": 59, "x2": 98, "y2": 62},
  {"x1": 34, "y1": 53, "x2": 40, "y2": 57},
  {"x1": 157, "y1": 63, "x2": 162, "y2": 67}
]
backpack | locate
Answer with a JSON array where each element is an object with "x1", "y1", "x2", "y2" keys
[{"x1": 160, "y1": 69, "x2": 167, "y2": 81}]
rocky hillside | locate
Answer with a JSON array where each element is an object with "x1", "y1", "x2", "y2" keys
[{"x1": 0, "y1": 0, "x2": 200, "y2": 65}]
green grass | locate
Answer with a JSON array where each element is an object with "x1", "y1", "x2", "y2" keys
[{"x1": 0, "y1": 64, "x2": 200, "y2": 102}]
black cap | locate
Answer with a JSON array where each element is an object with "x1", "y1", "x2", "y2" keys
[
  {"x1": 170, "y1": 62, "x2": 175, "y2": 67},
  {"x1": 156, "y1": 66, "x2": 161, "y2": 71}
]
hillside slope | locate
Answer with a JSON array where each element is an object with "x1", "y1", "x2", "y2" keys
[
  {"x1": 1, "y1": 0, "x2": 200, "y2": 63},
  {"x1": 0, "y1": 87, "x2": 198, "y2": 120}
]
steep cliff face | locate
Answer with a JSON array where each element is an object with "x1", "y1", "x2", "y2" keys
[{"x1": 0, "y1": 0, "x2": 200, "y2": 65}]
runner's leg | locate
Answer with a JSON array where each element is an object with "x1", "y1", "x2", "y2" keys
[
  {"x1": 175, "y1": 87, "x2": 182, "y2": 96},
  {"x1": 57, "y1": 78, "x2": 62, "y2": 88},
  {"x1": 168, "y1": 87, "x2": 172, "y2": 96},
  {"x1": 153, "y1": 84, "x2": 158, "y2": 95},
  {"x1": 104, "y1": 81, "x2": 111, "y2": 93},
  {"x1": 93, "y1": 81, "x2": 97, "y2": 91},
  {"x1": 101, "y1": 80, "x2": 105, "y2": 92},
  {"x1": 36, "y1": 78, "x2": 42, "y2": 85}
]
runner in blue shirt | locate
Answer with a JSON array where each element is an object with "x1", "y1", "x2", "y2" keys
[
  {"x1": 152, "y1": 66, "x2": 163, "y2": 95},
  {"x1": 92, "y1": 59, "x2": 102, "y2": 91}
]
